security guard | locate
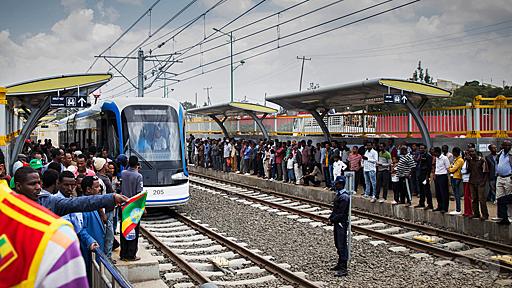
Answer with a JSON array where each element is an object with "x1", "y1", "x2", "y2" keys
[{"x1": 329, "y1": 175, "x2": 351, "y2": 277}]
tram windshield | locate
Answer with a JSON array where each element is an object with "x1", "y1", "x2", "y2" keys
[{"x1": 123, "y1": 106, "x2": 181, "y2": 162}]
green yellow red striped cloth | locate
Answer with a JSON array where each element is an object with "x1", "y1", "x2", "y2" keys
[{"x1": 121, "y1": 192, "x2": 147, "y2": 238}]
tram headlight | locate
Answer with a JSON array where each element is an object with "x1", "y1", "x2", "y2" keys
[{"x1": 171, "y1": 172, "x2": 188, "y2": 181}]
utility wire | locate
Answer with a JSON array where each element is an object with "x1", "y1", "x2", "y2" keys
[
  {"x1": 175, "y1": 0, "x2": 399, "y2": 76},
  {"x1": 141, "y1": 0, "x2": 420, "y2": 95},
  {"x1": 176, "y1": 0, "x2": 348, "y2": 62},
  {"x1": 86, "y1": 0, "x2": 162, "y2": 72}
]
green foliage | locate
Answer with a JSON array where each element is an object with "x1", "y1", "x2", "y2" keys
[
  {"x1": 427, "y1": 81, "x2": 512, "y2": 108},
  {"x1": 181, "y1": 101, "x2": 197, "y2": 110}
]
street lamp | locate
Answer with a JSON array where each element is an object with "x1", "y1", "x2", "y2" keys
[{"x1": 213, "y1": 27, "x2": 234, "y2": 103}]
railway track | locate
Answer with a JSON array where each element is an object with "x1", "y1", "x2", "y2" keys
[
  {"x1": 140, "y1": 210, "x2": 323, "y2": 287},
  {"x1": 189, "y1": 172, "x2": 512, "y2": 274}
]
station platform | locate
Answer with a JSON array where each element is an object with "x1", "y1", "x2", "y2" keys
[
  {"x1": 189, "y1": 166, "x2": 512, "y2": 244},
  {"x1": 112, "y1": 236, "x2": 167, "y2": 288}
]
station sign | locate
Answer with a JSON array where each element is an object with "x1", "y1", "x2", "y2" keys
[
  {"x1": 384, "y1": 93, "x2": 408, "y2": 104},
  {"x1": 50, "y1": 95, "x2": 89, "y2": 108}
]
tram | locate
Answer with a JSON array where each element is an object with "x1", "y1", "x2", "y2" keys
[{"x1": 57, "y1": 97, "x2": 189, "y2": 207}]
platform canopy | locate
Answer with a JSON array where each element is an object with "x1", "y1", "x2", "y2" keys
[
  {"x1": 266, "y1": 78, "x2": 451, "y2": 147},
  {"x1": 188, "y1": 101, "x2": 277, "y2": 139},
  {"x1": 4, "y1": 73, "x2": 112, "y2": 169}
]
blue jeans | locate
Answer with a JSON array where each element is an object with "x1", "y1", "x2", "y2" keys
[
  {"x1": 329, "y1": 164, "x2": 334, "y2": 184},
  {"x1": 323, "y1": 166, "x2": 331, "y2": 187},
  {"x1": 287, "y1": 169, "x2": 295, "y2": 182},
  {"x1": 451, "y1": 178, "x2": 462, "y2": 212},
  {"x1": 364, "y1": 170, "x2": 377, "y2": 197}
]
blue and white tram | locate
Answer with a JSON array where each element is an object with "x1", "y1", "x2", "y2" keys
[{"x1": 57, "y1": 97, "x2": 189, "y2": 207}]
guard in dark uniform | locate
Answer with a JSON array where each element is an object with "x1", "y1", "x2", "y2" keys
[{"x1": 329, "y1": 175, "x2": 351, "y2": 277}]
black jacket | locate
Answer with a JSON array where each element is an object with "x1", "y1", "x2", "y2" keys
[{"x1": 329, "y1": 190, "x2": 350, "y2": 224}]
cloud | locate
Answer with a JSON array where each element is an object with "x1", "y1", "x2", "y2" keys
[
  {"x1": 116, "y1": 0, "x2": 144, "y2": 5},
  {"x1": 60, "y1": 0, "x2": 86, "y2": 11}
]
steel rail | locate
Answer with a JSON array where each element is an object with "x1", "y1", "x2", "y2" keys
[
  {"x1": 172, "y1": 212, "x2": 322, "y2": 288},
  {"x1": 139, "y1": 226, "x2": 212, "y2": 285},
  {"x1": 191, "y1": 172, "x2": 512, "y2": 255},
  {"x1": 190, "y1": 175, "x2": 512, "y2": 274}
]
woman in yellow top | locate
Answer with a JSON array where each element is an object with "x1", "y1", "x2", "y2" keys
[{"x1": 448, "y1": 147, "x2": 465, "y2": 215}]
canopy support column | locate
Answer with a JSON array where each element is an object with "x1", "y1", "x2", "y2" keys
[
  {"x1": 10, "y1": 96, "x2": 51, "y2": 170},
  {"x1": 246, "y1": 111, "x2": 270, "y2": 140},
  {"x1": 310, "y1": 109, "x2": 331, "y2": 142},
  {"x1": 404, "y1": 96, "x2": 431, "y2": 148},
  {"x1": 210, "y1": 115, "x2": 229, "y2": 138}
]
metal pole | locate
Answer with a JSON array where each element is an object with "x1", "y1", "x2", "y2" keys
[
  {"x1": 297, "y1": 56, "x2": 311, "y2": 91},
  {"x1": 230, "y1": 32, "x2": 234, "y2": 102},
  {"x1": 138, "y1": 49, "x2": 144, "y2": 97}
]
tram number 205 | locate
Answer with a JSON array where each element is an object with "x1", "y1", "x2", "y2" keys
[{"x1": 151, "y1": 190, "x2": 165, "y2": 196}]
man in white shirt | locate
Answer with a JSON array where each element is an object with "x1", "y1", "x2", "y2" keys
[
  {"x1": 433, "y1": 146, "x2": 450, "y2": 213},
  {"x1": 223, "y1": 140, "x2": 232, "y2": 172},
  {"x1": 362, "y1": 142, "x2": 378, "y2": 201}
]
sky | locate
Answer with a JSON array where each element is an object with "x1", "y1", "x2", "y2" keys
[{"x1": 0, "y1": 0, "x2": 511, "y2": 107}]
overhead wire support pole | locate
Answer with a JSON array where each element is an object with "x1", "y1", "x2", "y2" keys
[
  {"x1": 213, "y1": 28, "x2": 234, "y2": 102},
  {"x1": 297, "y1": 56, "x2": 311, "y2": 91},
  {"x1": 138, "y1": 49, "x2": 144, "y2": 97}
]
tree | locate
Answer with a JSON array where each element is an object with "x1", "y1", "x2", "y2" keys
[
  {"x1": 181, "y1": 101, "x2": 197, "y2": 110},
  {"x1": 424, "y1": 69, "x2": 432, "y2": 84},
  {"x1": 410, "y1": 60, "x2": 433, "y2": 83}
]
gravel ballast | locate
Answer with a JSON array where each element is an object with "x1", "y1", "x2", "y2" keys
[{"x1": 174, "y1": 188, "x2": 507, "y2": 287}]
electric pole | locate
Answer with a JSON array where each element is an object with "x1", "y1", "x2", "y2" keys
[
  {"x1": 195, "y1": 92, "x2": 198, "y2": 107},
  {"x1": 204, "y1": 87, "x2": 212, "y2": 106},
  {"x1": 297, "y1": 56, "x2": 311, "y2": 91}
]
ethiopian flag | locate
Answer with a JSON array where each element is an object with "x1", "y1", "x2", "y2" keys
[
  {"x1": 0, "y1": 235, "x2": 17, "y2": 272},
  {"x1": 121, "y1": 192, "x2": 147, "y2": 238}
]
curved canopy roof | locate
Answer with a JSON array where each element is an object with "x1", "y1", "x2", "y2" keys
[
  {"x1": 6, "y1": 73, "x2": 112, "y2": 108},
  {"x1": 188, "y1": 101, "x2": 277, "y2": 116},
  {"x1": 266, "y1": 78, "x2": 451, "y2": 112}
]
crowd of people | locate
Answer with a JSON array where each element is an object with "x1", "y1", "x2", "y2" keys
[
  {"x1": 0, "y1": 140, "x2": 144, "y2": 287},
  {"x1": 188, "y1": 135, "x2": 512, "y2": 225}
]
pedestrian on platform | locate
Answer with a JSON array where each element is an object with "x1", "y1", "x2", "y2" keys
[
  {"x1": 495, "y1": 140, "x2": 512, "y2": 225},
  {"x1": 461, "y1": 155, "x2": 473, "y2": 217},
  {"x1": 332, "y1": 155, "x2": 347, "y2": 183},
  {"x1": 322, "y1": 142, "x2": 333, "y2": 190},
  {"x1": 376, "y1": 143, "x2": 391, "y2": 203},
  {"x1": 120, "y1": 156, "x2": 144, "y2": 261},
  {"x1": 467, "y1": 147, "x2": 489, "y2": 220},
  {"x1": 223, "y1": 140, "x2": 231, "y2": 172},
  {"x1": 390, "y1": 156, "x2": 400, "y2": 204},
  {"x1": 448, "y1": 147, "x2": 464, "y2": 215},
  {"x1": 486, "y1": 144, "x2": 498, "y2": 203},
  {"x1": 347, "y1": 146, "x2": 362, "y2": 194},
  {"x1": 286, "y1": 153, "x2": 296, "y2": 184},
  {"x1": 362, "y1": 142, "x2": 378, "y2": 201},
  {"x1": 328, "y1": 175, "x2": 350, "y2": 277},
  {"x1": 433, "y1": 147, "x2": 450, "y2": 213},
  {"x1": 397, "y1": 146, "x2": 415, "y2": 205},
  {"x1": 79, "y1": 175, "x2": 108, "y2": 283},
  {"x1": 415, "y1": 144, "x2": 433, "y2": 209}
]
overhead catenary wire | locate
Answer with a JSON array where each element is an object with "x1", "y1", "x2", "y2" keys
[
  {"x1": 141, "y1": 0, "x2": 421, "y2": 96},
  {"x1": 86, "y1": 0, "x2": 162, "y2": 72},
  {"x1": 173, "y1": 0, "x2": 401, "y2": 77},
  {"x1": 174, "y1": 0, "x2": 348, "y2": 62}
]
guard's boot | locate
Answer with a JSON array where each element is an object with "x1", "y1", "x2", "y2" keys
[
  {"x1": 335, "y1": 261, "x2": 348, "y2": 277},
  {"x1": 330, "y1": 264, "x2": 340, "y2": 271}
]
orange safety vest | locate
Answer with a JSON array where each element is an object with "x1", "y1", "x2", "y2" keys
[{"x1": 0, "y1": 180, "x2": 71, "y2": 287}]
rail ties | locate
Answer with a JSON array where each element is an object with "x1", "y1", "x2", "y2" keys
[
  {"x1": 141, "y1": 211, "x2": 322, "y2": 287},
  {"x1": 190, "y1": 172, "x2": 512, "y2": 274}
]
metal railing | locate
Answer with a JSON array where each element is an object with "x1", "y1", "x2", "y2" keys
[
  {"x1": 91, "y1": 249, "x2": 132, "y2": 288},
  {"x1": 186, "y1": 95, "x2": 512, "y2": 138}
]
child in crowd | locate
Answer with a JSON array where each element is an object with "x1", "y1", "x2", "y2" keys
[
  {"x1": 286, "y1": 154, "x2": 295, "y2": 184},
  {"x1": 332, "y1": 155, "x2": 347, "y2": 189}
]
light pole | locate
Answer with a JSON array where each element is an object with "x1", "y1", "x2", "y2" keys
[{"x1": 213, "y1": 28, "x2": 234, "y2": 103}]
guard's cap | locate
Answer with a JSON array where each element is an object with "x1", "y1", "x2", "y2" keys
[{"x1": 334, "y1": 175, "x2": 346, "y2": 184}]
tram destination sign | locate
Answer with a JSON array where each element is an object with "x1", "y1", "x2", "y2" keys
[
  {"x1": 51, "y1": 95, "x2": 89, "y2": 108},
  {"x1": 384, "y1": 93, "x2": 408, "y2": 104}
]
